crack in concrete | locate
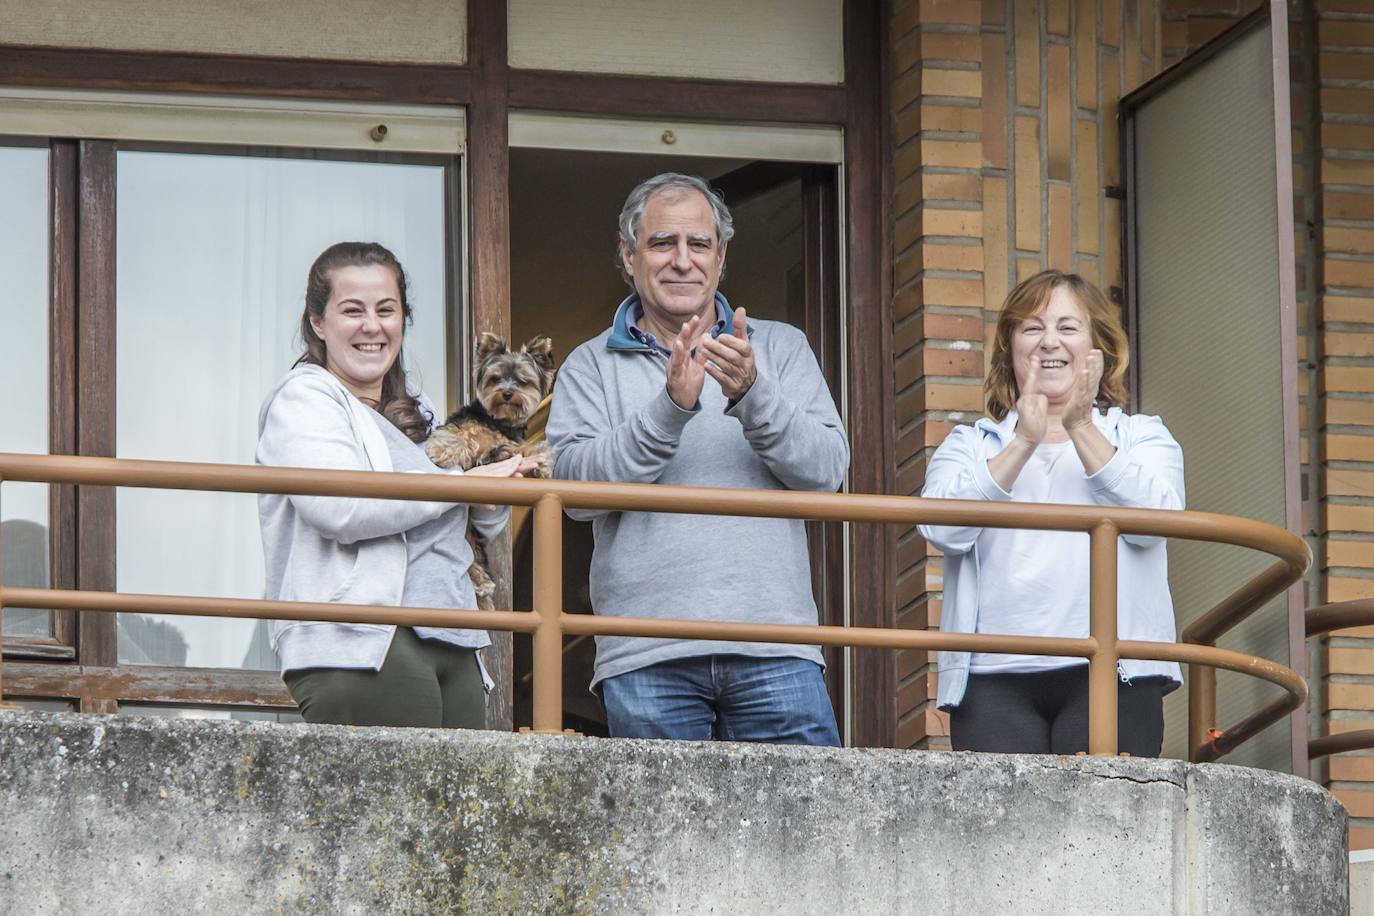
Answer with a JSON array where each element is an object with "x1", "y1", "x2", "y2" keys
[{"x1": 1021, "y1": 759, "x2": 1185, "y2": 789}]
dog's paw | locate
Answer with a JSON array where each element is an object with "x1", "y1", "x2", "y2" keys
[
  {"x1": 426, "y1": 426, "x2": 481, "y2": 470},
  {"x1": 521, "y1": 443, "x2": 554, "y2": 478},
  {"x1": 485, "y1": 443, "x2": 519, "y2": 465}
]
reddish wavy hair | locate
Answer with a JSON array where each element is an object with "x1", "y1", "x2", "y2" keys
[{"x1": 984, "y1": 270, "x2": 1130, "y2": 421}]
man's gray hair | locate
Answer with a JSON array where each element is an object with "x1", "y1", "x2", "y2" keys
[{"x1": 616, "y1": 173, "x2": 735, "y2": 283}]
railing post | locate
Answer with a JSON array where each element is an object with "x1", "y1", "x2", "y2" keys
[
  {"x1": 1188, "y1": 660, "x2": 1217, "y2": 763},
  {"x1": 1088, "y1": 521, "x2": 1119, "y2": 755},
  {"x1": 530, "y1": 494, "x2": 564, "y2": 734}
]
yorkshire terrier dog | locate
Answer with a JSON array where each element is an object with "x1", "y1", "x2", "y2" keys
[{"x1": 426, "y1": 333, "x2": 556, "y2": 609}]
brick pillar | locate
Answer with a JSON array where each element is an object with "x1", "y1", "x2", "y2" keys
[
  {"x1": 889, "y1": 0, "x2": 1165, "y2": 749},
  {"x1": 1314, "y1": 0, "x2": 1374, "y2": 850}
]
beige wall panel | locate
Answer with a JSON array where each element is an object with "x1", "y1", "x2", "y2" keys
[
  {"x1": 0, "y1": 88, "x2": 464, "y2": 154},
  {"x1": 509, "y1": 111, "x2": 842, "y2": 163},
  {"x1": 0, "y1": 0, "x2": 466, "y2": 65},
  {"x1": 1133, "y1": 24, "x2": 1293, "y2": 771},
  {"x1": 508, "y1": 0, "x2": 843, "y2": 84}
]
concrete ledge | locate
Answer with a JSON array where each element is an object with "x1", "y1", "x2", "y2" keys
[{"x1": 0, "y1": 712, "x2": 1348, "y2": 914}]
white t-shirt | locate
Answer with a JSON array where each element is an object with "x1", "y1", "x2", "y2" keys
[{"x1": 971, "y1": 439, "x2": 1093, "y2": 675}]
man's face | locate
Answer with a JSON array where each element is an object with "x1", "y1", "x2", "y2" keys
[{"x1": 621, "y1": 189, "x2": 727, "y2": 332}]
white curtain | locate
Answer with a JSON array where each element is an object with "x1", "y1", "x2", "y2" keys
[
  {"x1": 0, "y1": 146, "x2": 52, "y2": 639},
  {"x1": 114, "y1": 150, "x2": 449, "y2": 669}
]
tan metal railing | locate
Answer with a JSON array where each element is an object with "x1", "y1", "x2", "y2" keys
[
  {"x1": 1306, "y1": 599, "x2": 1374, "y2": 761},
  {"x1": 0, "y1": 452, "x2": 1310, "y2": 759}
]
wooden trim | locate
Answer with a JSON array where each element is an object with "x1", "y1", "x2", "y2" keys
[
  {"x1": 0, "y1": 44, "x2": 473, "y2": 105},
  {"x1": 4, "y1": 660, "x2": 293, "y2": 707},
  {"x1": 1118, "y1": 8, "x2": 1267, "y2": 112},
  {"x1": 0, "y1": 638, "x2": 75, "y2": 660},
  {"x1": 508, "y1": 69, "x2": 848, "y2": 125},
  {"x1": 75, "y1": 139, "x2": 117, "y2": 668},
  {"x1": 0, "y1": 45, "x2": 848, "y2": 126},
  {"x1": 1121, "y1": 114, "x2": 1141, "y2": 408},
  {"x1": 444, "y1": 161, "x2": 466, "y2": 413},
  {"x1": 1266, "y1": 0, "x2": 1306, "y2": 781},
  {"x1": 842, "y1": 0, "x2": 894, "y2": 749},
  {"x1": 49, "y1": 139, "x2": 78, "y2": 652},
  {"x1": 801, "y1": 165, "x2": 847, "y2": 723},
  {"x1": 468, "y1": 0, "x2": 514, "y2": 731}
]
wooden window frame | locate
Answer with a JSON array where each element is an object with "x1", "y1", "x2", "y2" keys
[
  {"x1": 0, "y1": 0, "x2": 894, "y2": 747},
  {"x1": 0, "y1": 137, "x2": 77, "y2": 662}
]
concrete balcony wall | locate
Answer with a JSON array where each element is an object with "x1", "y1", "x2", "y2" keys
[{"x1": 0, "y1": 713, "x2": 1349, "y2": 914}]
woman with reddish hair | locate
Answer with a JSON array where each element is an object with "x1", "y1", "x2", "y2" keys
[{"x1": 919, "y1": 270, "x2": 1184, "y2": 756}]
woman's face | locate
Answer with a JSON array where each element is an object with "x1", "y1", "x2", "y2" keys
[
  {"x1": 309, "y1": 264, "x2": 405, "y2": 402},
  {"x1": 1010, "y1": 285, "x2": 1095, "y2": 406}
]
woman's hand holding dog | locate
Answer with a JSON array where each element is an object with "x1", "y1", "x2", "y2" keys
[
  {"x1": 464, "y1": 454, "x2": 547, "y2": 478},
  {"x1": 465, "y1": 453, "x2": 548, "y2": 510}
]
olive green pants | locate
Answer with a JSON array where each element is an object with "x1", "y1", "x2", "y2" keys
[{"x1": 284, "y1": 627, "x2": 486, "y2": 729}]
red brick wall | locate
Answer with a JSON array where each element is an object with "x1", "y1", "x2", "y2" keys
[
  {"x1": 1313, "y1": 0, "x2": 1374, "y2": 850},
  {"x1": 889, "y1": 0, "x2": 1166, "y2": 749}
]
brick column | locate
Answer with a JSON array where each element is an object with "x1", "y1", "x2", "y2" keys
[
  {"x1": 1315, "y1": 0, "x2": 1374, "y2": 850},
  {"x1": 889, "y1": 0, "x2": 1165, "y2": 749}
]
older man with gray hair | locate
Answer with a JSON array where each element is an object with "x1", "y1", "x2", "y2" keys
[{"x1": 546, "y1": 172, "x2": 849, "y2": 745}]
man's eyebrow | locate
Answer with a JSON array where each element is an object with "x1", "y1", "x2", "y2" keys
[{"x1": 644, "y1": 231, "x2": 715, "y2": 243}]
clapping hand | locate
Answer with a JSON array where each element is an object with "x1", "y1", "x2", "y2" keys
[
  {"x1": 1062, "y1": 349, "x2": 1104, "y2": 432},
  {"x1": 701, "y1": 307, "x2": 757, "y2": 400},
  {"x1": 666, "y1": 314, "x2": 708, "y2": 410},
  {"x1": 1014, "y1": 356, "x2": 1049, "y2": 447}
]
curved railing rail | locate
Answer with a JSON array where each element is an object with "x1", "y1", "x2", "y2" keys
[
  {"x1": 1306, "y1": 599, "x2": 1374, "y2": 761},
  {"x1": 0, "y1": 452, "x2": 1310, "y2": 759}
]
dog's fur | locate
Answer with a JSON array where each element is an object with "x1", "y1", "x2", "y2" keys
[{"x1": 425, "y1": 333, "x2": 556, "y2": 609}]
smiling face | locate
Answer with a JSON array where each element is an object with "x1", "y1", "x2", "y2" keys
[
  {"x1": 1010, "y1": 285, "x2": 1095, "y2": 408},
  {"x1": 308, "y1": 264, "x2": 405, "y2": 403},
  {"x1": 620, "y1": 188, "x2": 727, "y2": 337}
]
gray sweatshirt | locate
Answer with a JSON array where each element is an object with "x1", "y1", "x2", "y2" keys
[{"x1": 546, "y1": 296, "x2": 849, "y2": 688}]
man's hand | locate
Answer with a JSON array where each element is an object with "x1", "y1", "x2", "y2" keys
[
  {"x1": 1062, "y1": 348, "x2": 1104, "y2": 432},
  {"x1": 1014, "y1": 355, "x2": 1048, "y2": 447},
  {"x1": 666, "y1": 314, "x2": 708, "y2": 410},
  {"x1": 701, "y1": 307, "x2": 757, "y2": 401}
]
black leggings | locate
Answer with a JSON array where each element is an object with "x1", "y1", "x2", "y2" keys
[{"x1": 949, "y1": 666, "x2": 1166, "y2": 756}]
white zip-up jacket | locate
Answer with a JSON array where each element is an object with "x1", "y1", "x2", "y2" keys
[
  {"x1": 256, "y1": 364, "x2": 506, "y2": 674},
  {"x1": 918, "y1": 406, "x2": 1185, "y2": 709}
]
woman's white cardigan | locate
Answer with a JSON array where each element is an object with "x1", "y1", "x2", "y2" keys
[
  {"x1": 918, "y1": 407, "x2": 1186, "y2": 709},
  {"x1": 256, "y1": 364, "x2": 506, "y2": 675}
]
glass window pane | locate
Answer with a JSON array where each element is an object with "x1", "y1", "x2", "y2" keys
[
  {"x1": 115, "y1": 150, "x2": 450, "y2": 669},
  {"x1": 0, "y1": 145, "x2": 52, "y2": 640}
]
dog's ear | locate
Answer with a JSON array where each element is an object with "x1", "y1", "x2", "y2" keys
[
  {"x1": 474, "y1": 332, "x2": 508, "y2": 363},
  {"x1": 521, "y1": 336, "x2": 555, "y2": 373}
]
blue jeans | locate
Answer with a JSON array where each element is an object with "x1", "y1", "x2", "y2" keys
[{"x1": 599, "y1": 655, "x2": 841, "y2": 746}]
